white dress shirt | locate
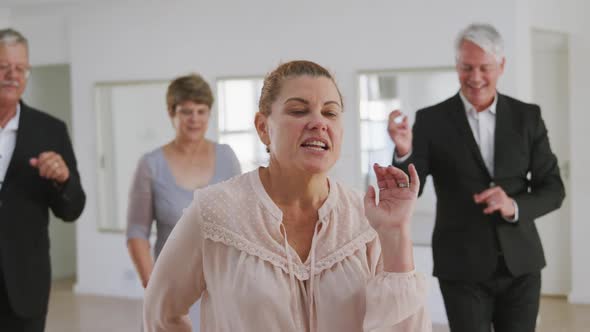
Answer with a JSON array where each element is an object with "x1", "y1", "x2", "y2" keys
[
  {"x1": 459, "y1": 92, "x2": 497, "y2": 176},
  {"x1": 0, "y1": 104, "x2": 20, "y2": 191}
]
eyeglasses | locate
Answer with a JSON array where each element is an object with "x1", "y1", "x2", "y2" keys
[
  {"x1": 175, "y1": 108, "x2": 210, "y2": 117},
  {"x1": 0, "y1": 62, "x2": 31, "y2": 78}
]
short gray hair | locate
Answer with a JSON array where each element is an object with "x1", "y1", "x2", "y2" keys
[
  {"x1": 0, "y1": 28, "x2": 29, "y2": 49},
  {"x1": 455, "y1": 23, "x2": 504, "y2": 63}
]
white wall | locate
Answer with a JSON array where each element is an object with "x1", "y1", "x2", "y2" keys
[
  {"x1": 566, "y1": 0, "x2": 590, "y2": 305},
  {"x1": 530, "y1": 0, "x2": 578, "y2": 32},
  {"x1": 5, "y1": 3, "x2": 72, "y2": 66},
  {"x1": 13, "y1": 16, "x2": 69, "y2": 65},
  {"x1": 525, "y1": 0, "x2": 590, "y2": 304},
  {"x1": 0, "y1": 9, "x2": 11, "y2": 27},
  {"x1": 531, "y1": 31, "x2": 571, "y2": 295}
]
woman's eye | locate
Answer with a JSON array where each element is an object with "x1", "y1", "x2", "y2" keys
[
  {"x1": 289, "y1": 109, "x2": 307, "y2": 115},
  {"x1": 324, "y1": 110, "x2": 339, "y2": 117}
]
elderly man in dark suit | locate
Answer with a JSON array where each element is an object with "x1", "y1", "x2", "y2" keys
[
  {"x1": 389, "y1": 23, "x2": 565, "y2": 332},
  {"x1": 0, "y1": 28, "x2": 85, "y2": 331}
]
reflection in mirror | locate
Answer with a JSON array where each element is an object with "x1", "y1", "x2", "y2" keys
[
  {"x1": 217, "y1": 78, "x2": 268, "y2": 172},
  {"x1": 95, "y1": 81, "x2": 172, "y2": 232},
  {"x1": 358, "y1": 69, "x2": 459, "y2": 245}
]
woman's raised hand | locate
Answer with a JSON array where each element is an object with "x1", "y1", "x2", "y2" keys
[{"x1": 364, "y1": 163, "x2": 419, "y2": 233}]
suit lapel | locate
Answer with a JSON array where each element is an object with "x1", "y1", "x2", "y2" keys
[
  {"x1": 493, "y1": 94, "x2": 521, "y2": 179},
  {"x1": 447, "y1": 93, "x2": 490, "y2": 177}
]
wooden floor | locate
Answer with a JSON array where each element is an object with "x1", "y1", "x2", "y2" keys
[
  {"x1": 46, "y1": 278, "x2": 590, "y2": 332},
  {"x1": 46, "y1": 279, "x2": 142, "y2": 332}
]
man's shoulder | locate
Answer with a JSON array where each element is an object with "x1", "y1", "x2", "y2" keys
[
  {"x1": 497, "y1": 94, "x2": 542, "y2": 121},
  {"x1": 416, "y1": 94, "x2": 459, "y2": 118},
  {"x1": 20, "y1": 102, "x2": 67, "y2": 129},
  {"x1": 498, "y1": 93, "x2": 540, "y2": 110}
]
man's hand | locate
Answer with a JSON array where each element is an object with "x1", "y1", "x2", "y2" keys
[
  {"x1": 474, "y1": 186, "x2": 515, "y2": 219},
  {"x1": 387, "y1": 110, "x2": 412, "y2": 157},
  {"x1": 29, "y1": 151, "x2": 70, "y2": 184}
]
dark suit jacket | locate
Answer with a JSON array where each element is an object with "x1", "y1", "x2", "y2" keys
[
  {"x1": 0, "y1": 102, "x2": 85, "y2": 318},
  {"x1": 393, "y1": 93, "x2": 565, "y2": 282}
]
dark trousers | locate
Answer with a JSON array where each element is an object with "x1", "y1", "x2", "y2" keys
[
  {"x1": 0, "y1": 264, "x2": 46, "y2": 332},
  {"x1": 439, "y1": 256, "x2": 541, "y2": 332}
]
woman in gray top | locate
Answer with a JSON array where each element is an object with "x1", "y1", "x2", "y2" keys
[{"x1": 126, "y1": 73, "x2": 241, "y2": 331}]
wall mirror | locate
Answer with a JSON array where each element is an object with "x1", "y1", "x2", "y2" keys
[{"x1": 95, "y1": 80, "x2": 172, "y2": 232}]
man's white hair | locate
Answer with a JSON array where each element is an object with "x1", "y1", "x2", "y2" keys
[
  {"x1": 455, "y1": 23, "x2": 504, "y2": 63},
  {"x1": 0, "y1": 28, "x2": 28, "y2": 49}
]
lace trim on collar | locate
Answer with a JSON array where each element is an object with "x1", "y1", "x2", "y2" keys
[{"x1": 202, "y1": 221, "x2": 377, "y2": 281}]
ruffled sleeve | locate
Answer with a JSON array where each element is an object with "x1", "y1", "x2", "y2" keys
[{"x1": 362, "y1": 238, "x2": 431, "y2": 331}]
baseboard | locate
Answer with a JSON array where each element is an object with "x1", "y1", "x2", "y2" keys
[
  {"x1": 568, "y1": 292, "x2": 590, "y2": 304},
  {"x1": 74, "y1": 282, "x2": 144, "y2": 300}
]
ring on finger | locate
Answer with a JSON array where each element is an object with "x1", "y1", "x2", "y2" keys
[{"x1": 397, "y1": 182, "x2": 410, "y2": 188}]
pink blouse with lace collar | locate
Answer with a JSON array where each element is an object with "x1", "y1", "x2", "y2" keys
[{"x1": 144, "y1": 169, "x2": 431, "y2": 332}]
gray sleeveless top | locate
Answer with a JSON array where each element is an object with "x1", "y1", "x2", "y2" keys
[{"x1": 126, "y1": 143, "x2": 241, "y2": 258}]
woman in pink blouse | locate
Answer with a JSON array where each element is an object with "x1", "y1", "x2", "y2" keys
[{"x1": 144, "y1": 61, "x2": 432, "y2": 332}]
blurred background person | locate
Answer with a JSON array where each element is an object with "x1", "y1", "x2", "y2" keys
[
  {"x1": 0, "y1": 28, "x2": 86, "y2": 332},
  {"x1": 126, "y1": 73, "x2": 241, "y2": 331}
]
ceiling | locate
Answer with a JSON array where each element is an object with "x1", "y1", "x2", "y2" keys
[
  {"x1": 1, "y1": 0, "x2": 87, "y2": 5},
  {"x1": 0, "y1": 0, "x2": 97, "y2": 11}
]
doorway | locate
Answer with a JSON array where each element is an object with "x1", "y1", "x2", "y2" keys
[{"x1": 532, "y1": 29, "x2": 571, "y2": 296}]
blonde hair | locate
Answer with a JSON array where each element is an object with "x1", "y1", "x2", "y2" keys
[{"x1": 258, "y1": 60, "x2": 343, "y2": 116}]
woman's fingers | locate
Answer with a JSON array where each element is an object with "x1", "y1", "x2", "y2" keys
[
  {"x1": 384, "y1": 165, "x2": 411, "y2": 190},
  {"x1": 364, "y1": 185, "x2": 377, "y2": 209},
  {"x1": 374, "y1": 163, "x2": 417, "y2": 190},
  {"x1": 408, "y1": 164, "x2": 420, "y2": 193}
]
